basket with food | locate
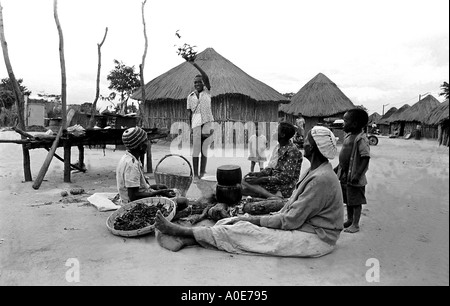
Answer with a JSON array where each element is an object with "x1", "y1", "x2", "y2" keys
[{"x1": 106, "y1": 197, "x2": 176, "y2": 237}]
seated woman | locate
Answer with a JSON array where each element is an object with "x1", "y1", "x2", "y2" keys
[
  {"x1": 116, "y1": 127, "x2": 183, "y2": 204},
  {"x1": 241, "y1": 122, "x2": 302, "y2": 199},
  {"x1": 154, "y1": 126, "x2": 344, "y2": 258}
]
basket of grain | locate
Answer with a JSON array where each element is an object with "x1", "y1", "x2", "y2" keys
[
  {"x1": 106, "y1": 197, "x2": 176, "y2": 237},
  {"x1": 154, "y1": 154, "x2": 193, "y2": 196}
]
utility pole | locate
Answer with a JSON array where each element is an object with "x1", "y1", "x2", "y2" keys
[{"x1": 382, "y1": 104, "x2": 389, "y2": 116}]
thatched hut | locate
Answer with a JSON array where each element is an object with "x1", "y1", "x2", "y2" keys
[
  {"x1": 132, "y1": 48, "x2": 289, "y2": 145},
  {"x1": 384, "y1": 104, "x2": 411, "y2": 136},
  {"x1": 394, "y1": 95, "x2": 441, "y2": 138},
  {"x1": 278, "y1": 73, "x2": 355, "y2": 141},
  {"x1": 368, "y1": 112, "x2": 381, "y2": 125},
  {"x1": 424, "y1": 100, "x2": 449, "y2": 146},
  {"x1": 377, "y1": 107, "x2": 398, "y2": 135}
]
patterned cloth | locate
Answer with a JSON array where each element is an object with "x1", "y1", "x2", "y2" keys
[
  {"x1": 260, "y1": 142, "x2": 302, "y2": 198},
  {"x1": 187, "y1": 88, "x2": 214, "y2": 129}
]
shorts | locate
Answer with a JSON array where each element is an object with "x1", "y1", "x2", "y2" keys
[{"x1": 341, "y1": 183, "x2": 367, "y2": 206}]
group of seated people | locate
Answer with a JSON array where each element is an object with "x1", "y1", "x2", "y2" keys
[{"x1": 116, "y1": 122, "x2": 344, "y2": 258}]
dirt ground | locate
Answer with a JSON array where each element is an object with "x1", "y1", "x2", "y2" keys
[{"x1": 0, "y1": 131, "x2": 448, "y2": 286}]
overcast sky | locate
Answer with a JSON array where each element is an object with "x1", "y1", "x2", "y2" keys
[{"x1": 0, "y1": 0, "x2": 448, "y2": 115}]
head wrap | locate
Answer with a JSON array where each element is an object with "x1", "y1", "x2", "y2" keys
[
  {"x1": 122, "y1": 127, "x2": 147, "y2": 150},
  {"x1": 310, "y1": 126, "x2": 337, "y2": 159}
]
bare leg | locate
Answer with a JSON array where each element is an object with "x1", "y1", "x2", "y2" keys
[
  {"x1": 345, "y1": 205, "x2": 361, "y2": 233},
  {"x1": 258, "y1": 162, "x2": 264, "y2": 171},
  {"x1": 344, "y1": 205, "x2": 353, "y2": 228},
  {"x1": 241, "y1": 180, "x2": 283, "y2": 199},
  {"x1": 155, "y1": 210, "x2": 195, "y2": 237},
  {"x1": 250, "y1": 161, "x2": 255, "y2": 172},
  {"x1": 154, "y1": 211, "x2": 197, "y2": 251}
]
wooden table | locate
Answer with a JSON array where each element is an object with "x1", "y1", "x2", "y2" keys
[{"x1": 24, "y1": 128, "x2": 169, "y2": 182}]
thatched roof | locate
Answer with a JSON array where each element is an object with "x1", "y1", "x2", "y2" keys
[
  {"x1": 395, "y1": 95, "x2": 441, "y2": 122},
  {"x1": 368, "y1": 112, "x2": 381, "y2": 124},
  {"x1": 279, "y1": 73, "x2": 355, "y2": 117},
  {"x1": 385, "y1": 104, "x2": 411, "y2": 123},
  {"x1": 132, "y1": 48, "x2": 289, "y2": 104},
  {"x1": 377, "y1": 107, "x2": 398, "y2": 125},
  {"x1": 425, "y1": 99, "x2": 449, "y2": 125}
]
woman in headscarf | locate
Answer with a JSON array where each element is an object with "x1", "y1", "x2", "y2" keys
[{"x1": 155, "y1": 126, "x2": 344, "y2": 257}]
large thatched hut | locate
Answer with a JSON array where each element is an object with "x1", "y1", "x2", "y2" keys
[
  {"x1": 132, "y1": 48, "x2": 288, "y2": 145},
  {"x1": 424, "y1": 100, "x2": 449, "y2": 146},
  {"x1": 394, "y1": 95, "x2": 441, "y2": 138},
  {"x1": 278, "y1": 73, "x2": 355, "y2": 141},
  {"x1": 377, "y1": 107, "x2": 398, "y2": 135},
  {"x1": 368, "y1": 112, "x2": 381, "y2": 126}
]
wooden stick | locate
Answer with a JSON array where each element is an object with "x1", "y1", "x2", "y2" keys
[
  {"x1": 43, "y1": 147, "x2": 86, "y2": 172},
  {"x1": 0, "y1": 139, "x2": 31, "y2": 144},
  {"x1": 12, "y1": 126, "x2": 35, "y2": 139},
  {"x1": 32, "y1": 125, "x2": 64, "y2": 190},
  {"x1": 32, "y1": 109, "x2": 75, "y2": 189}
]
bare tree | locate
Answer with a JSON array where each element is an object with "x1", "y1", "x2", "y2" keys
[
  {"x1": 0, "y1": 1, "x2": 32, "y2": 181},
  {"x1": 139, "y1": 0, "x2": 149, "y2": 128},
  {"x1": 89, "y1": 27, "x2": 108, "y2": 129}
]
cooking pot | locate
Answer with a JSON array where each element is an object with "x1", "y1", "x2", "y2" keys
[{"x1": 216, "y1": 165, "x2": 242, "y2": 186}]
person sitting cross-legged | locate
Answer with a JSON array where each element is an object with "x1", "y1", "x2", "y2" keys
[
  {"x1": 241, "y1": 121, "x2": 302, "y2": 199},
  {"x1": 154, "y1": 126, "x2": 344, "y2": 257}
]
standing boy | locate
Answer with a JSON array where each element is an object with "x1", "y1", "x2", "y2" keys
[
  {"x1": 186, "y1": 58, "x2": 214, "y2": 181},
  {"x1": 335, "y1": 108, "x2": 370, "y2": 233}
]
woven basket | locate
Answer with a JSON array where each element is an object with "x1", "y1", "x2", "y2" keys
[
  {"x1": 154, "y1": 154, "x2": 193, "y2": 196},
  {"x1": 106, "y1": 197, "x2": 176, "y2": 237}
]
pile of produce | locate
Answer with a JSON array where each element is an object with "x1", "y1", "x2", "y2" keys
[{"x1": 114, "y1": 203, "x2": 170, "y2": 231}]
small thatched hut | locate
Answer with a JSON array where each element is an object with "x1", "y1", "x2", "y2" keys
[
  {"x1": 424, "y1": 100, "x2": 449, "y2": 146},
  {"x1": 278, "y1": 73, "x2": 355, "y2": 141},
  {"x1": 132, "y1": 48, "x2": 289, "y2": 145},
  {"x1": 377, "y1": 107, "x2": 398, "y2": 135},
  {"x1": 385, "y1": 104, "x2": 411, "y2": 136},
  {"x1": 394, "y1": 95, "x2": 441, "y2": 137},
  {"x1": 368, "y1": 112, "x2": 381, "y2": 128}
]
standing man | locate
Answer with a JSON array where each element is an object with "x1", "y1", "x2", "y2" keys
[
  {"x1": 186, "y1": 58, "x2": 214, "y2": 181},
  {"x1": 295, "y1": 113, "x2": 306, "y2": 138}
]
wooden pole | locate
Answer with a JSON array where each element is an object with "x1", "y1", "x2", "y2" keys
[
  {"x1": 88, "y1": 27, "x2": 108, "y2": 129},
  {"x1": 32, "y1": 109, "x2": 75, "y2": 189},
  {"x1": 32, "y1": 125, "x2": 64, "y2": 190},
  {"x1": 0, "y1": 2, "x2": 32, "y2": 181},
  {"x1": 53, "y1": 0, "x2": 67, "y2": 130}
]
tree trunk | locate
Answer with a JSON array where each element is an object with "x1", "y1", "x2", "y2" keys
[
  {"x1": 0, "y1": 2, "x2": 32, "y2": 181},
  {"x1": 89, "y1": 27, "x2": 108, "y2": 129},
  {"x1": 139, "y1": 0, "x2": 149, "y2": 129},
  {"x1": 53, "y1": 0, "x2": 67, "y2": 131}
]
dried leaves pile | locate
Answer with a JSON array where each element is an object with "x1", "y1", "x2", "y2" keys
[{"x1": 114, "y1": 203, "x2": 171, "y2": 231}]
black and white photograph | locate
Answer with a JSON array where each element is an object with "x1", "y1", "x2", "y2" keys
[{"x1": 0, "y1": 0, "x2": 448, "y2": 288}]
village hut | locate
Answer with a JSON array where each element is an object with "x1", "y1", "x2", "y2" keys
[
  {"x1": 394, "y1": 95, "x2": 441, "y2": 138},
  {"x1": 278, "y1": 73, "x2": 355, "y2": 141},
  {"x1": 132, "y1": 48, "x2": 289, "y2": 146},
  {"x1": 368, "y1": 112, "x2": 381, "y2": 125},
  {"x1": 424, "y1": 99, "x2": 449, "y2": 146},
  {"x1": 377, "y1": 107, "x2": 398, "y2": 135},
  {"x1": 382, "y1": 104, "x2": 411, "y2": 136}
]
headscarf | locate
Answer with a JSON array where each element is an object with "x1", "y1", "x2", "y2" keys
[
  {"x1": 122, "y1": 127, "x2": 147, "y2": 150},
  {"x1": 310, "y1": 126, "x2": 337, "y2": 159}
]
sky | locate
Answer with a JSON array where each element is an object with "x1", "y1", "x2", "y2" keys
[{"x1": 0, "y1": 0, "x2": 448, "y2": 115}]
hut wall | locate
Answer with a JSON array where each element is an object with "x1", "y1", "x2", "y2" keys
[
  {"x1": 378, "y1": 124, "x2": 390, "y2": 136},
  {"x1": 144, "y1": 98, "x2": 279, "y2": 147},
  {"x1": 440, "y1": 120, "x2": 449, "y2": 146},
  {"x1": 423, "y1": 125, "x2": 438, "y2": 139}
]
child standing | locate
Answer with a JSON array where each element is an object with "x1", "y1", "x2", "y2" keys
[
  {"x1": 248, "y1": 125, "x2": 268, "y2": 172},
  {"x1": 335, "y1": 108, "x2": 370, "y2": 233}
]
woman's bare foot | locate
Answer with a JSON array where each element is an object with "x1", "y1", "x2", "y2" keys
[
  {"x1": 154, "y1": 210, "x2": 181, "y2": 236},
  {"x1": 344, "y1": 225, "x2": 360, "y2": 233}
]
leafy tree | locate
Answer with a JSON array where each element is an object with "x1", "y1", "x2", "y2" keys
[
  {"x1": 0, "y1": 78, "x2": 32, "y2": 109},
  {"x1": 439, "y1": 81, "x2": 449, "y2": 100},
  {"x1": 106, "y1": 60, "x2": 140, "y2": 114},
  {"x1": 282, "y1": 92, "x2": 295, "y2": 99}
]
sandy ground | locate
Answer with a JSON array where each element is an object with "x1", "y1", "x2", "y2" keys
[{"x1": 0, "y1": 131, "x2": 448, "y2": 286}]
